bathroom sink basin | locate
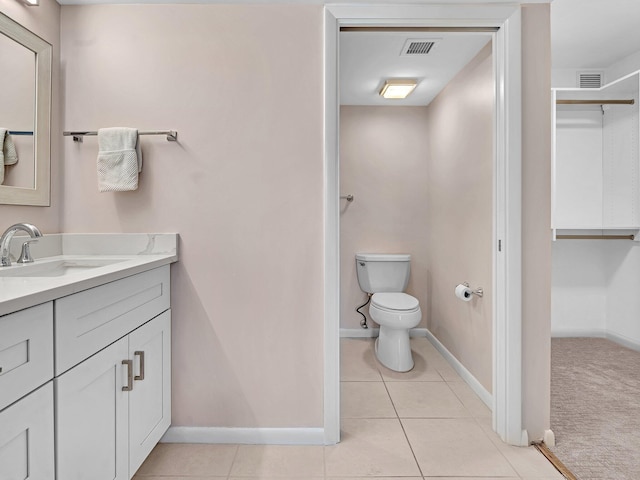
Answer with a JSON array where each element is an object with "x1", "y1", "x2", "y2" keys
[{"x1": 0, "y1": 258, "x2": 129, "y2": 278}]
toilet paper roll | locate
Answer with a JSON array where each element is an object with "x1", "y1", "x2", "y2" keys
[{"x1": 455, "y1": 284, "x2": 473, "y2": 302}]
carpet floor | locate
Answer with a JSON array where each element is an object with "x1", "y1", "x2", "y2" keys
[{"x1": 550, "y1": 337, "x2": 640, "y2": 480}]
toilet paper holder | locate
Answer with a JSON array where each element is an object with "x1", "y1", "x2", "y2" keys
[{"x1": 463, "y1": 282, "x2": 484, "y2": 298}]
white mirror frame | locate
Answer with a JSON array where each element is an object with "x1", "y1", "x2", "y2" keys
[{"x1": 0, "y1": 12, "x2": 51, "y2": 206}]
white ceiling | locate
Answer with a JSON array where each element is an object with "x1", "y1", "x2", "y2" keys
[
  {"x1": 340, "y1": 31, "x2": 491, "y2": 106},
  {"x1": 551, "y1": 0, "x2": 640, "y2": 69}
]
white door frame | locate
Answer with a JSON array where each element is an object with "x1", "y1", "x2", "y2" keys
[{"x1": 323, "y1": 4, "x2": 524, "y2": 446}]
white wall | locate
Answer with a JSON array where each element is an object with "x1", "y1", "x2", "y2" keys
[{"x1": 551, "y1": 241, "x2": 607, "y2": 336}]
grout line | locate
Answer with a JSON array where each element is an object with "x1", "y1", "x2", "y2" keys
[
  {"x1": 381, "y1": 372, "x2": 425, "y2": 478},
  {"x1": 226, "y1": 444, "x2": 240, "y2": 478}
]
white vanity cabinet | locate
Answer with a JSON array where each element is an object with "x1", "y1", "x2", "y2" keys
[
  {"x1": 0, "y1": 302, "x2": 55, "y2": 480},
  {"x1": 55, "y1": 266, "x2": 171, "y2": 480},
  {"x1": 56, "y1": 311, "x2": 171, "y2": 480}
]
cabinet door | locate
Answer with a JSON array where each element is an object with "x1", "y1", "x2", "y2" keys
[
  {"x1": 0, "y1": 382, "x2": 54, "y2": 480},
  {"x1": 129, "y1": 311, "x2": 172, "y2": 476},
  {"x1": 56, "y1": 337, "x2": 129, "y2": 480}
]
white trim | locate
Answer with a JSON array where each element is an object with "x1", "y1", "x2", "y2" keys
[
  {"x1": 340, "y1": 327, "x2": 430, "y2": 338},
  {"x1": 324, "y1": 3, "x2": 524, "y2": 448},
  {"x1": 492, "y1": 7, "x2": 525, "y2": 446},
  {"x1": 323, "y1": 7, "x2": 341, "y2": 446},
  {"x1": 606, "y1": 331, "x2": 640, "y2": 352},
  {"x1": 424, "y1": 329, "x2": 493, "y2": 409},
  {"x1": 551, "y1": 328, "x2": 606, "y2": 338},
  {"x1": 340, "y1": 327, "x2": 379, "y2": 338},
  {"x1": 552, "y1": 328, "x2": 640, "y2": 352},
  {"x1": 161, "y1": 427, "x2": 325, "y2": 445},
  {"x1": 543, "y1": 429, "x2": 556, "y2": 447}
]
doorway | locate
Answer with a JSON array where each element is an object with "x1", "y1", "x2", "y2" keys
[{"x1": 323, "y1": 4, "x2": 525, "y2": 446}]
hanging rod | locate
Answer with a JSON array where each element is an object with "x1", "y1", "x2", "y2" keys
[
  {"x1": 8, "y1": 131, "x2": 33, "y2": 136},
  {"x1": 556, "y1": 234, "x2": 635, "y2": 240},
  {"x1": 556, "y1": 99, "x2": 635, "y2": 105},
  {"x1": 63, "y1": 130, "x2": 178, "y2": 142}
]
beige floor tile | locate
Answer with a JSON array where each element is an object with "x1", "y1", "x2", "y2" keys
[
  {"x1": 340, "y1": 338, "x2": 383, "y2": 381},
  {"x1": 325, "y1": 418, "x2": 421, "y2": 477},
  {"x1": 328, "y1": 478, "x2": 422, "y2": 480},
  {"x1": 424, "y1": 478, "x2": 519, "y2": 480},
  {"x1": 135, "y1": 443, "x2": 237, "y2": 477},
  {"x1": 386, "y1": 382, "x2": 470, "y2": 418},
  {"x1": 402, "y1": 418, "x2": 518, "y2": 477},
  {"x1": 134, "y1": 477, "x2": 226, "y2": 479},
  {"x1": 229, "y1": 478, "x2": 322, "y2": 480},
  {"x1": 341, "y1": 382, "x2": 396, "y2": 418},
  {"x1": 229, "y1": 445, "x2": 324, "y2": 477},
  {"x1": 497, "y1": 445, "x2": 565, "y2": 479},
  {"x1": 377, "y1": 348, "x2": 445, "y2": 382},
  {"x1": 473, "y1": 421, "x2": 563, "y2": 480},
  {"x1": 410, "y1": 339, "x2": 463, "y2": 382},
  {"x1": 448, "y1": 381, "x2": 492, "y2": 418}
]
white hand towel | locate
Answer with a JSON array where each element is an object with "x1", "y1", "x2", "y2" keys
[
  {"x1": 97, "y1": 127, "x2": 143, "y2": 192},
  {"x1": 0, "y1": 128, "x2": 19, "y2": 185}
]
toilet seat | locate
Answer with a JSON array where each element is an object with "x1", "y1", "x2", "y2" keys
[{"x1": 371, "y1": 292, "x2": 419, "y2": 312}]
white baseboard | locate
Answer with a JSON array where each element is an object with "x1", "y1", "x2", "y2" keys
[
  {"x1": 340, "y1": 327, "x2": 379, "y2": 338},
  {"x1": 551, "y1": 327, "x2": 606, "y2": 338},
  {"x1": 543, "y1": 429, "x2": 556, "y2": 447},
  {"x1": 340, "y1": 327, "x2": 429, "y2": 338},
  {"x1": 423, "y1": 329, "x2": 493, "y2": 409},
  {"x1": 605, "y1": 331, "x2": 640, "y2": 352},
  {"x1": 551, "y1": 328, "x2": 640, "y2": 352},
  {"x1": 161, "y1": 426, "x2": 325, "y2": 445}
]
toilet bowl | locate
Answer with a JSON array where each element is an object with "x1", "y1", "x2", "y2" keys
[
  {"x1": 370, "y1": 292, "x2": 422, "y2": 372},
  {"x1": 355, "y1": 253, "x2": 422, "y2": 372}
]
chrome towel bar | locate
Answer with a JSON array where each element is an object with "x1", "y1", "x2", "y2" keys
[{"x1": 63, "y1": 130, "x2": 178, "y2": 142}]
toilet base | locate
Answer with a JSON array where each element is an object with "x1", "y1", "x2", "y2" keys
[{"x1": 375, "y1": 326, "x2": 414, "y2": 372}]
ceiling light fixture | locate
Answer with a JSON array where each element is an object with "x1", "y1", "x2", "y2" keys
[
  {"x1": 379, "y1": 79, "x2": 417, "y2": 99},
  {"x1": 22, "y1": 0, "x2": 39, "y2": 6}
]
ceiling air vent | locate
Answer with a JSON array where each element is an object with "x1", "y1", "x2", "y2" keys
[
  {"x1": 577, "y1": 72, "x2": 603, "y2": 89},
  {"x1": 401, "y1": 38, "x2": 440, "y2": 56}
]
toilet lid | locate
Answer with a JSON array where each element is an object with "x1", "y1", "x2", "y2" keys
[{"x1": 372, "y1": 292, "x2": 419, "y2": 311}]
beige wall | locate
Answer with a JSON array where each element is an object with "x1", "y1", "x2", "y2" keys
[
  {"x1": 425, "y1": 43, "x2": 494, "y2": 392},
  {"x1": 521, "y1": 3, "x2": 552, "y2": 442},
  {"x1": 60, "y1": 4, "x2": 325, "y2": 428},
  {"x1": 0, "y1": 0, "x2": 61, "y2": 230},
  {"x1": 340, "y1": 106, "x2": 430, "y2": 330},
  {"x1": 8, "y1": 2, "x2": 551, "y2": 437}
]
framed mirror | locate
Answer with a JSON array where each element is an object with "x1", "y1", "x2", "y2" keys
[{"x1": 0, "y1": 12, "x2": 51, "y2": 206}]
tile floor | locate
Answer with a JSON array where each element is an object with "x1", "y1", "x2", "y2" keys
[{"x1": 134, "y1": 337, "x2": 563, "y2": 480}]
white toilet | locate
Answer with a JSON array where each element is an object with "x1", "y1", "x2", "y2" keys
[{"x1": 355, "y1": 253, "x2": 422, "y2": 372}]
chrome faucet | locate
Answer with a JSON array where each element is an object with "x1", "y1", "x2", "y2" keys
[{"x1": 0, "y1": 223, "x2": 43, "y2": 267}]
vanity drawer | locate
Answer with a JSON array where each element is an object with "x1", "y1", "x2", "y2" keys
[
  {"x1": 55, "y1": 266, "x2": 170, "y2": 375},
  {"x1": 0, "y1": 302, "x2": 54, "y2": 411}
]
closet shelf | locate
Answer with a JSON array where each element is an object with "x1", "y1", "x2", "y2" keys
[{"x1": 556, "y1": 99, "x2": 635, "y2": 105}]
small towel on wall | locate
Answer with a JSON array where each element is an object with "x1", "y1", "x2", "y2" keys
[
  {"x1": 97, "y1": 127, "x2": 143, "y2": 192},
  {"x1": 0, "y1": 128, "x2": 19, "y2": 185}
]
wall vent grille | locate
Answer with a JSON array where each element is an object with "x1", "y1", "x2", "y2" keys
[
  {"x1": 578, "y1": 72, "x2": 603, "y2": 89},
  {"x1": 401, "y1": 39, "x2": 439, "y2": 56}
]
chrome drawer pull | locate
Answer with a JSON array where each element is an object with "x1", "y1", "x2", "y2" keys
[
  {"x1": 122, "y1": 360, "x2": 133, "y2": 391},
  {"x1": 134, "y1": 351, "x2": 145, "y2": 381}
]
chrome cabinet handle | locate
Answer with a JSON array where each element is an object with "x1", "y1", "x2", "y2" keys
[
  {"x1": 122, "y1": 360, "x2": 133, "y2": 391},
  {"x1": 134, "y1": 351, "x2": 145, "y2": 381}
]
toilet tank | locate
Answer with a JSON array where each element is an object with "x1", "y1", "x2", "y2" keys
[{"x1": 355, "y1": 253, "x2": 411, "y2": 293}]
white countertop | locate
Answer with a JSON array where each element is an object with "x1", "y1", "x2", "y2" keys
[{"x1": 0, "y1": 234, "x2": 178, "y2": 316}]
